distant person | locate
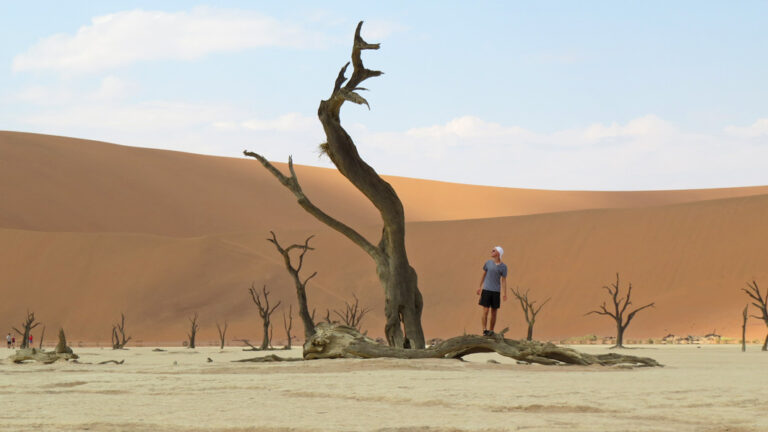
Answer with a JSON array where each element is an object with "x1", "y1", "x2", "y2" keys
[
  {"x1": 28, "y1": 334, "x2": 33, "y2": 348},
  {"x1": 11, "y1": 336, "x2": 15, "y2": 348},
  {"x1": 6, "y1": 333, "x2": 10, "y2": 349},
  {"x1": 476, "y1": 246, "x2": 508, "y2": 336}
]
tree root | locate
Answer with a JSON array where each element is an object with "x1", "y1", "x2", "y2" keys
[{"x1": 302, "y1": 323, "x2": 663, "y2": 367}]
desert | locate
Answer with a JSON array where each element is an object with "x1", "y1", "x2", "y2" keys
[
  {"x1": 3, "y1": 4, "x2": 768, "y2": 431},
  {"x1": 2, "y1": 345, "x2": 767, "y2": 431}
]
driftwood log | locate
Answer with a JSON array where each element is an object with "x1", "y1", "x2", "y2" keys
[
  {"x1": 9, "y1": 328, "x2": 78, "y2": 364},
  {"x1": 297, "y1": 323, "x2": 662, "y2": 367}
]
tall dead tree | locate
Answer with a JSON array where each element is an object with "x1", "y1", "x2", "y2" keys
[
  {"x1": 111, "y1": 313, "x2": 131, "y2": 349},
  {"x1": 741, "y1": 305, "x2": 748, "y2": 352},
  {"x1": 267, "y1": 231, "x2": 317, "y2": 340},
  {"x1": 244, "y1": 21, "x2": 425, "y2": 348},
  {"x1": 38, "y1": 325, "x2": 46, "y2": 349},
  {"x1": 743, "y1": 280, "x2": 768, "y2": 351},
  {"x1": 333, "y1": 293, "x2": 371, "y2": 331},
  {"x1": 587, "y1": 273, "x2": 655, "y2": 348},
  {"x1": 249, "y1": 284, "x2": 281, "y2": 350},
  {"x1": 510, "y1": 287, "x2": 550, "y2": 341},
  {"x1": 187, "y1": 313, "x2": 200, "y2": 349},
  {"x1": 12, "y1": 311, "x2": 41, "y2": 349},
  {"x1": 216, "y1": 320, "x2": 228, "y2": 350},
  {"x1": 283, "y1": 306, "x2": 293, "y2": 349}
]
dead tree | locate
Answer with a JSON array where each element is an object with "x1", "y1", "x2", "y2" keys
[
  {"x1": 187, "y1": 313, "x2": 199, "y2": 349},
  {"x1": 216, "y1": 320, "x2": 228, "y2": 350},
  {"x1": 283, "y1": 306, "x2": 293, "y2": 349},
  {"x1": 742, "y1": 304, "x2": 748, "y2": 352},
  {"x1": 10, "y1": 328, "x2": 77, "y2": 364},
  {"x1": 333, "y1": 293, "x2": 371, "y2": 331},
  {"x1": 297, "y1": 323, "x2": 662, "y2": 367},
  {"x1": 510, "y1": 287, "x2": 550, "y2": 341},
  {"x1": 12, "y1": 310, "x2": 41, "y2": 349},
  {"x1": 244, "y1": 21, "x2": 425, "y2": 348},
  {"x1": 743, "y1": 280, "x2": 768, "y2": 351},
  {"x1": 38, "y1": 325, "x2": 46, "y2": 349},
  {"x1": 111, "y1": 313, "x2": 131, "y2": 349},
  {"x1": 249, "y1": 284, "x2": 281, "y2": 350},
  {"x1": 267, "y1": 231, "x2": 317, "y2": 340},
  {"x1": 587, "y1": 273, "x2": 655, "y2": 348}
]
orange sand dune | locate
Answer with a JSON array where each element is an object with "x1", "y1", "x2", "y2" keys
[
  {"x1": 1, "y1": 131, "x2": 767, "y2": 344},
  {"x1": 3, "y1": 131, "x2": 768, "y2": 235}
]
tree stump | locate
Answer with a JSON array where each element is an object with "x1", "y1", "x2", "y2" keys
[{"x1": 302, "y1": 323, "x2": 662, "y2": 367}]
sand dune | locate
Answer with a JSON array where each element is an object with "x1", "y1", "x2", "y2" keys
[{"x1": 1, "y1": 131, "x2": 767, "y2": 344}]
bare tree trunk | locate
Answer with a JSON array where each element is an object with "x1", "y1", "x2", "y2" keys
[
  {"x1": 511, "y1": 287, "x2": 549, "y2": 341},
  {"x1": 38, "y1": 325, "x2": 46, "y2": 349},
  {"x1": 267, "y1": 232, "x2": 316, "y2": 340},
  {"x1": 249, "y1": 284, "x2": 281, "y2": 350},
  {"x1": 587, "y1": 273, "x2": 654, "y2": 349},
  {"x1": 742, "y1": 281, "x2": 768, "y2": 352},
  {"x1": 187, "y1": 313, "x2": 199, "y2": 349},
  {"x1": 283, "y1": 306, "x2": 293, "y2": 349},
  {"x1": 112, "y1": 313, "x2": 132, "y2": 349},
  {"x1": 244, "y1": 22, "x2": 425, "y2": 348},
  {"x1": 616, "y1": 324, "x2": 625, "y2": 348},
  {"x1": 300, "y1": 323, "x2": 662, "y2": 368},
  {"x1": 12, "y1": 310, "x2": 41, "y2": 350},
  {"x1": 216, "y1": 321, "x2": 228, "y2": 350},
  {"x1": 742, "y1": 304, "x2": 748, "y2": 352}
]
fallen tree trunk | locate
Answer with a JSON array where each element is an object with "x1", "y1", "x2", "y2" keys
[
  {"x1": 9, "y1": 329, "x2": 78, "y2": 364},
  {"x1": 301, "y1": 323, "x2": 662, "y2": 367}
]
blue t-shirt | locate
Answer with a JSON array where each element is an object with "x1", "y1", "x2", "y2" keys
[{"x1": 482, "y1": 260, "x2": 508, "y2": 292}]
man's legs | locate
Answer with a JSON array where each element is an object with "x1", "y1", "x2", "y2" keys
[
  {"x1": 489, "y1": 308, "x2": 498, "y2": 332},
  {"x1": 481, "y1": 307, "x2": 489, "y2": 332}
]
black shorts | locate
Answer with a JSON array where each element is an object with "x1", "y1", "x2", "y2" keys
[{"x1": 479, "y1": 290, "x2": 501, "y2": 309}]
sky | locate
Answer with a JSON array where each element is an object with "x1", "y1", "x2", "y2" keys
[{"x1": 1, "y1": 1, "x2": 767, "y2": 190}]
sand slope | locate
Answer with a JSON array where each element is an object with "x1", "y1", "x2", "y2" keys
[{"x1": 1, "y1": 131, "x2": 767, "y2": 343}]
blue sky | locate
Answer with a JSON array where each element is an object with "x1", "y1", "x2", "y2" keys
[{"x1": 1, "y1": 1, "x2": 767, "y2": 190}]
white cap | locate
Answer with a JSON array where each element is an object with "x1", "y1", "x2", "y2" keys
[{"x1": 494, "y1": 246, "x2": 504, "y2": 258}]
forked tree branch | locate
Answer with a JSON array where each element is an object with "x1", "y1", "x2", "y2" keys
[{"x1": 243, "y1": 153, "x2": 381, "y2": 261}]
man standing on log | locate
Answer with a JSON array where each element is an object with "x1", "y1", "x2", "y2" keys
[{"x1": 477, "y1": 246, "x2": 508, "y2": 336}]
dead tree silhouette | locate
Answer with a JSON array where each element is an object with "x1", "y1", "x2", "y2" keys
[
  {"x1": 587, "y1": 273, "x2": 654, "y2": 348},
  {"x1": 111, "y1": 313, "x2": 131, "y2": 349},
  {"x1": 244, "y1": 21, "x2": 424, "y2": 348},
  {"x1": 267, "y1": 231, "x2": 316, "y2": 341},
  {"x1": 249, "y1": 284, "x2": 281, "y2": 350},
  {"x1": 742, "y1": 280, "x2": 768, "y2": 351},
  {"x1": 12, "y1": 310, "x2": 41, "y2": 349},
  {"x1": 187, "y1": 313, "x2": 199, "y2": 349},
  {"x1": 510, "y1": 287, "x2": 550, "y2": 341}
]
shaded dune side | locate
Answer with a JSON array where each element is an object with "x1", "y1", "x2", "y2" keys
[
  {"x1": 2, "y1": 193, "x2": 766, "y2": 343},
  {"x1": 4, "y1": 131, "x2": 768, "y2": 237}
]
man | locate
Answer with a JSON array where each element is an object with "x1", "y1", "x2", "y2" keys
[
  {"x1": 6, "y1": 333, "x2": 11, "y2": 349},
  {"x1": 476, "y1": 246, "x2": 508, "y2": 336}
]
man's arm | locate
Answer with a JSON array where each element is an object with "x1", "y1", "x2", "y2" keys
[
  {"x1": 501, "y1": 276, "x2": 507, "y2": 301},
  {"x1": 477, "y1": 270, "x2": 487, "y2": 295}
]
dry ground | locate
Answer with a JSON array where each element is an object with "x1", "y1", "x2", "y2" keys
[{"x1": 0, "y1": 344, "x2": 765, "y2": 431}]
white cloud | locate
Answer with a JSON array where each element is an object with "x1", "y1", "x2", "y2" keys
[
  {"x1": 239, "y1": 113, "x2": 317, "y2": 132},
  {"x1": 725, "y1": 118, "x2": 768, "y2": 138},
  {"x1": 350, "y1": 115, "x2": 768, "y2": 189},
  {"x1": 12, "y1": 7, "x2": 326, "y2": 74}
]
